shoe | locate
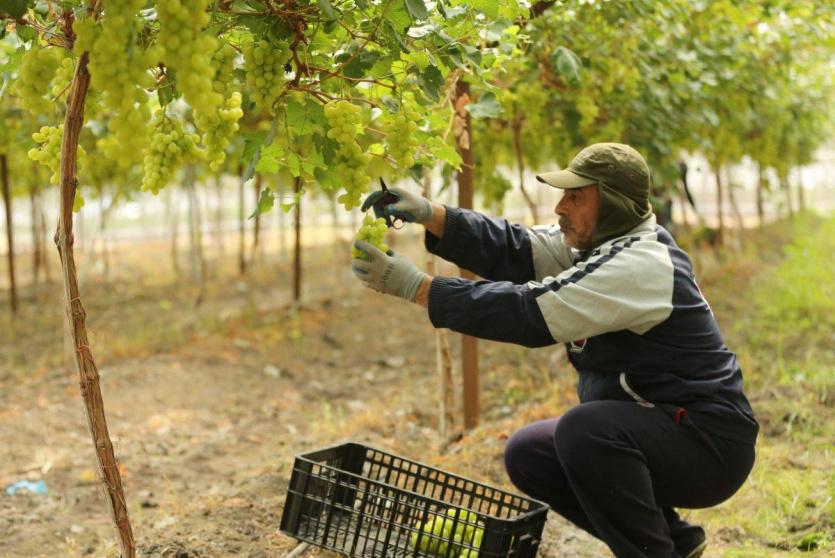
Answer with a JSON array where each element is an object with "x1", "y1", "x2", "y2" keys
[{"x1": 682, "y1": 539, "x2": 707, "y2": 558}]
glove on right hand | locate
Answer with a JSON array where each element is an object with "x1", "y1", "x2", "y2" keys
[{"x1": 360, "y1": 185, "x2": 433, "y2": 224}]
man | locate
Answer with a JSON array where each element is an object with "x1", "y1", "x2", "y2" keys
[{"x1": 352, "y1": 143, "x2": 758, "y2": 558}]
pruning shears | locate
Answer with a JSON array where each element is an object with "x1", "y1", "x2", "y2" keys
[{"x1": 361, "y1": 178, "x2": 405, "y2": 229}]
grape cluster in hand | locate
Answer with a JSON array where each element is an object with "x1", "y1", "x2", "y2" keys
[
  {"x1": 352, "y1": 215, "x2": 389, "y2": 261},
  {"x1": 324, "y1": 100, "x2": 372, "y2": 210}
]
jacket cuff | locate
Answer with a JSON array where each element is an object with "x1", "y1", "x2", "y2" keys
[
  {"x1": 427, "y1": 276, "x2": 462, "y2": 328},
  {"x1": 424, "y1": 206, "x2": 466, "y2": 257}
]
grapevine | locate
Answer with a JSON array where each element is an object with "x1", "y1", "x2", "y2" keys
[
  {"x1": 324, "y1": 100, "x2": 373, "y2": 210},
  {"x1": 141, "y1": 110, "x2": 203, "y2": 194},
  {"x1": 352, "y1": 215, "x2": 389, "y2": 261},
  {"x1": 243, "y1": 39, "x2": 291, "y2": 111}
]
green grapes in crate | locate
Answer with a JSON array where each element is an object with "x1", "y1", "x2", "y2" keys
[
  {"x1": 352, "y1": 215, "x2": 389, "y2": 261},
  {"x1": 410, "y1": 508, "x2": 484, "y2": 557}
]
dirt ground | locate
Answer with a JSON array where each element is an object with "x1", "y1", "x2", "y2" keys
[{"x1": 0, "y1": 229, "x2": 815, "y2": 558}]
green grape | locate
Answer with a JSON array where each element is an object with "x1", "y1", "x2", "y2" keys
[
  {"x1": 28, "y1": 124, "x2": 86, "y2": 186},
  {"x1": 84, "y1": 1, "x2": 155, "y2": 171},
  {"x1": 243, "y1": 39, "x2": 292, "y2": 111},
  {"x1": 324, "y1": 100, "x2": 373, "y2": 210},
  {"x1": 386, "y1": 108, "x2": 421, "y2": 170},
  {"x1": 201, "y1": 44, "x2": 243, "y2": 169},
  {"x1": 157, "y1": 0, "x2": 223, "y2": 133},
  {"x1": 13, "y1": 47, "x2": 62, "y2": 115},
  {"x1": 205, "y1": 92, "x2": 244, "y2": 171},
  {"x1": 352, "y1": 215, "x2": 389, "y2": 260},
  {"x1": 141, "y1": 110, "x2": 204, "y2": 194},
  {"x1": 50, "y1": 54, "x2": 76, "y2": 101}
]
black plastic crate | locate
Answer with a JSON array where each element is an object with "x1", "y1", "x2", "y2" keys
[{"x1": 280, "y1": 442, "x2": 549, "y2": 558}]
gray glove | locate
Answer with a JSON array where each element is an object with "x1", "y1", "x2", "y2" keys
[
  {"x1": 361, "y1": 185, "x2": 433, "y2": 224},
  {"x1": 351, "y1": 241, "x2": 427, "y2": 302}
]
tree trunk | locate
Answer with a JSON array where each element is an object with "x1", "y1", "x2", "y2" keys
[
  {"x1": 276, "y1": 181, "x2": 287, "y2": 262},
  {"x1": 98, "y1": 186, "x2": 110, "y2": 279},
  {"x1": 1, "y1": 154, "x2": 17, "y2": 313},
  {"x1": 511, "y1": 119, "x2": 538, "y2": 224},
  {"x1": 795, "y1": 167, "x2": 805, "y2": 212},
  {"x1": 214, "y1": 175, "x2": 225, "y2": 256},
  {"x1": 55, "y1": 50, "x2": 135, "y2": 558},
  {"x1": 238, "y1": 165, "x2": 247, "y2": 276},
  {"x1": 779, "y1": 171, "x2": 793, "y2": 218},
  {"x1": 30, "y1": 185, "x2": 42, "y2": 284},
  {"x1": 725, "y1": 166, "x2": 745, "y2": 236},
  {"x1": 186, "y1": 167, "x2": 207, "y2": 306},
  {"x1": 252, "y1": 173, "x2": 262, "y2": 265},
  {"x1": 755, "y1": 163, "x2": 765, "y2": 227},
  {"x1": 455, "y1": 80, "x2": 480, "y2": 429},
  {"x1": 424, "y1": 167, "x2": 455, "y2": 436},
  {"x1": 714, "y1": 164, "x2": 725, "y2": 246},
  {"x1": 38, "y1": 188, "x2": 50, "y2": 282},
  {"x1": 293, "y1": 176, "x2": 302, "y2": 302},
  {"x1": 167, "y1": 187, "x2": 181, "y2": 276}
]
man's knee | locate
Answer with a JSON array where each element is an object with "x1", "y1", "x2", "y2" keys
[
  {"x1": 503, "y1": 427, "x2": 533, "y2": 487},
  {"x1": 553, "y1": 405, "x2": 611, "y2": 465}
]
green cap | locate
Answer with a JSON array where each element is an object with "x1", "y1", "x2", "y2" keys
[
  {"x1": 536, "y1": 143, "x2": 653, "y2": 246},
  {"x1": 535, "y1": 142, "x2": 650, "y2": 199}
]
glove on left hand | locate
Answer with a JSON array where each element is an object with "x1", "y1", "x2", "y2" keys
[{"x1": 351, "y1": 241, "x2": 427, "y2": 302}]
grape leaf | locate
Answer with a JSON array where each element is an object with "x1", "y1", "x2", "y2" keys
[
  {"x1": 316, "y1": 0, "x2": 336, "y2": 20},
  {"x1": 249, "y1": 187, "x2": 275, "y2": 219},
  {"x1": 418, "y1": 66, "x2": 444, "y2": 101},
  {"x1": 0, "y1": 0, "x2": 29, "y2": 18},
  {"x1": 467, "y1": 91, "x2": 502, "y2": 119},
  {"x1": 552, "y1": 46, "x2": 582, "y2": 86},
  {"x1": 404, "y1": 0, "x2": 428, "y2": 22}
]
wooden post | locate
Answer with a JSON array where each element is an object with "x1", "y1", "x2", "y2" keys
[
  {"x1": 424, "y1": 167, "x2": 455, "y2": 436},
  {"x1": 252, "y1": 173, "x2": 262, "y2": 264},
  {"x1": 714, "y1": 164, "x2": 725, "y2": 245},
  {"x1": 293, "y1": 175, "x2": 302, "y2": 302},
  {"x1": 455, "y1": 80, "x2": 479, "y2": 429},
  {"x1": 1, "y1": 154, "x2": 17, "y2": 313},
  {"x1": 55, "y1": 51, "x2": 135, "y2": 558},
  {"x1": 238, "y1": 164, "x2": 247, "y2": 276}
]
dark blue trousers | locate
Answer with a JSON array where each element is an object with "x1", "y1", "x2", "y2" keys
[{"x1": 504, "y1": 400, "x2": 755, "y2": 557}]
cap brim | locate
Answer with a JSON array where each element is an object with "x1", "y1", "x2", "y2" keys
[{"x1": 535, "y1": 170, "x2": 596, "y2": 189}]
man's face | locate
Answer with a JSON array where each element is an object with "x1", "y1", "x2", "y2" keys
[{"x1": 555, "y1": 184, "x2": 599, "y2": 250}]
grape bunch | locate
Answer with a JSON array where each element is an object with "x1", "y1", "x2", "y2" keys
[
  {"x1": 156, "y1": 0, "x2": 222, "y2": 131},
  {"x1": 13, "y1": 47, "x2": 62, "y2": 115},
  {"x1": 243, "y1": 39, "x2": 292, "y2": 111},
  {"x1": 202, "y1": 44, "x2": 243, "y2": 170},
  {"x1": 324, "y1": 100, "x2": 372, "y2": 210},
  {"x1": 386, "y1": 108, "x2": 421, "y2": 170},
  {"x1": 50, "y1": 54, "x2": 76, "y2": 102},
  {"x1": 410, "y1": 508, "x2": 484, "y2": 558},
  {"x1": 352, "y1": 215, "x2": 389, "y2": 261},
  {"x1": 82, "y1": 1, "x2": 155, "y2": 171},
  {"x1": 142, "y1": 110, "x2": 203, "y2": 194},
  {"x1": 28, "y1": 125, "x2": 86, "y2": 186}
]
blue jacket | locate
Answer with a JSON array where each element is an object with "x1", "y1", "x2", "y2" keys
[{"x1": 426, "y1": 207, "x2": 758, "y2": 445}]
